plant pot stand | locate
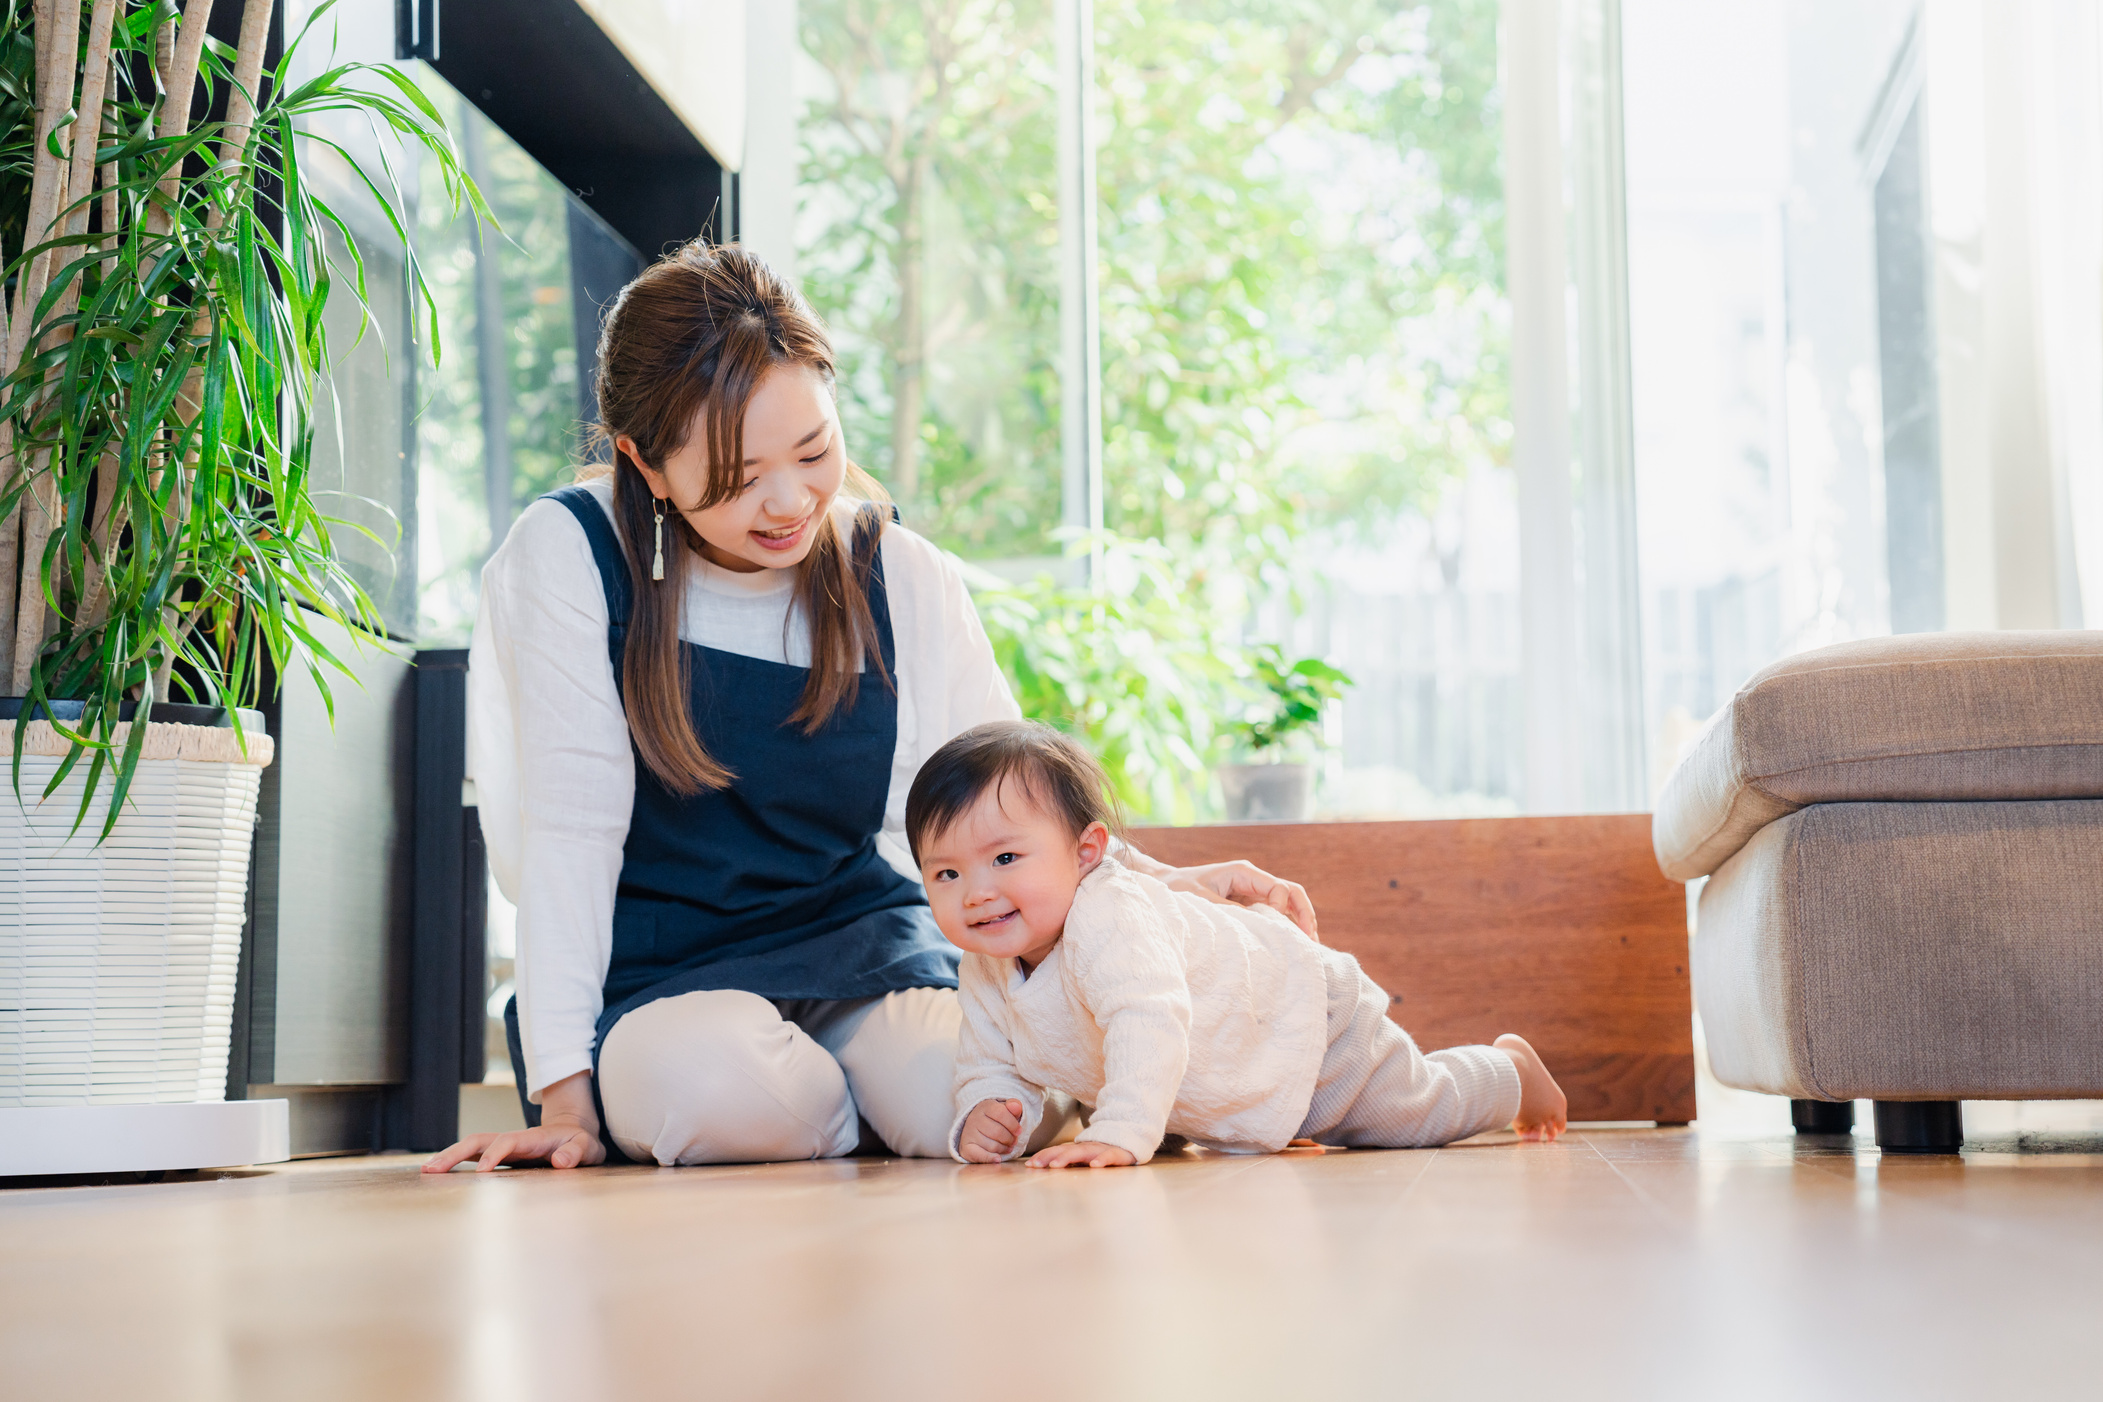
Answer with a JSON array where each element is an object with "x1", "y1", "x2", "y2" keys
[
  {"x1": 0, "y1": 1100, "x2": 290, "y2": 1177},
  {"x1": 1218, "y1": 761, "x2": 1316, "y2": 822},
  {"x1": 2, "y1": 707, "x2": 279, "y2": 1174}
]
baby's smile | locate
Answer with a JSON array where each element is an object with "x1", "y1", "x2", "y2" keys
[{"x1": 916, "y1": 779, "x2": 1111, "y2": 972}]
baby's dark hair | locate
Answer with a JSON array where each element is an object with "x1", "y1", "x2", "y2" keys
[{"x1": 905, "y1": 721, "x2": 1125, "y2": 864}]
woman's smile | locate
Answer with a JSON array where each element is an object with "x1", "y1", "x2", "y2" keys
[{"x1": 749, "y1": 513, "x2": 813, "y2": 552}]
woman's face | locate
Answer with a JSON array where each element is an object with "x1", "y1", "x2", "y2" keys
[{"x1": 619, "y1": 364, "x2": 845, "y2": 574}]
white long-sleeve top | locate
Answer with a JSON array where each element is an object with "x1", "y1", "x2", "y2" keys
[
  {"x1": 468, "y1": 478, "x2": 1020, "y2": 1099},
  {"x1": 949, "y1": 856, "x2": 1332, "y2": 1164}
]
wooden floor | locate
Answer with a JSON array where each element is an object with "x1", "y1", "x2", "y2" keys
[{"x1": 5, "y1": 1099, "x2": 2102, "y2": 1401}]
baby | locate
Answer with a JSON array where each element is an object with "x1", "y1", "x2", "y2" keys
[{"x1": 907, "y1": 721, "x2": 1569, "y2": 1168}]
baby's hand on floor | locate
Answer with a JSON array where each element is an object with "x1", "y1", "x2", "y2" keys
[
  {"x1": 959, "y1": 1098, "x2": 1026, "y2": 1162},
  {"x1": 1495, "y1": 1033, "x2": 1569, "y2": 1142},
  {"x1": 1029, "y1": 1140, "x2": 1137, "y2": 1170}
]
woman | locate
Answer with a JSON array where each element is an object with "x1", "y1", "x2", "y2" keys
[{"x1": 425, "y1": 243, "x2": 1316, "y2": 1172}]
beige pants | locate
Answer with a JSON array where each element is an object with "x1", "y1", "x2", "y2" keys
[
  {"x1": 598, "y1": 986, "x2": 1074, "y2": 1166},
  {"x1": 1294, "y1": 950, "x2": 1523, "y2": 1147}
]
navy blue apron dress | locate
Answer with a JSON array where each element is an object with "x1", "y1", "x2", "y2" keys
[{"x1": 503, "y1": 486, "x2": 958, "y2": 1141}]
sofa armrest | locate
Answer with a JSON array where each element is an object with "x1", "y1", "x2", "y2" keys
[{"x1": 1653, "y1": 630, "x2": 2103, "y2": 881}]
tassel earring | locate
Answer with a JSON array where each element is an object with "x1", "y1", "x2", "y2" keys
[{"x1": 651, "y1": 496, "x2": 666, "y2": 581}]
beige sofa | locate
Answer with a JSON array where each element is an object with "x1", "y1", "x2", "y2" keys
[{"x1": 1652, "y1": 631, "x2": 2103, "y2": 1152}]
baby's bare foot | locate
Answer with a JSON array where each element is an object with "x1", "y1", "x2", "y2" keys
[{"x1": 1495, "y1": 1033, "x2": 1568, "y2": 1142}]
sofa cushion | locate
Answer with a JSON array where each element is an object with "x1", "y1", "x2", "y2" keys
[
  {"x1": 1696, "y1": 800, "x2": 2103, "y2": 1100},
  {"x1": 1653, "y1": 630, "x2": 2103, "y2": 881}
]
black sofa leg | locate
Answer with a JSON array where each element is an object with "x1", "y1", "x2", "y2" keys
[
  {"x1": 1873, "y1": 1100, "x2": 1964, "y2": 1154},
  {"x1": 1791, "y1": 1099, "x2": 1855, "y2": 1134}
]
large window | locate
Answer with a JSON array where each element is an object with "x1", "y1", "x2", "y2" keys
[
  {"x1": 412, "y1": 79, "x2": 589, "y2": 645},
  {"x1": 1626, "y1": 3, "x2": 1917, "y2": 765},
  {"x1": 771, "y1": 0, "x2": 2103, "y2": 823},
  {"x1": 1097, "y1": 2, "x2": 1518, "y2": 818},
  {"x1": 1624, "y1": 1, "x2": 2103, "y2": 785},
  {"x1": 785, "y1": 0, "x2": 1524, "y2": 819},
  {"x1": 794, "y1": 7, "x2": 1064, "y2": 562}
]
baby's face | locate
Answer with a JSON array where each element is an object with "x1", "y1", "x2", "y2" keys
[{"x1": 918, "y1": 784, "x2": 1108, "y2": 972}]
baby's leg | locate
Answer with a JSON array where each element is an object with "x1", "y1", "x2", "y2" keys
[{"x1": 1297, "y1": 953, "x2": 1525, "y2": 1149}]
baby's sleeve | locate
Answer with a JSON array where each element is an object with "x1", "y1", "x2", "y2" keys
[
  {"x1": 948, "y1": 956, "x2": 1045, "y2": 1163},
  {"x1": 1066, "y1": 879, "x2": 1194, "y2": 1165}
]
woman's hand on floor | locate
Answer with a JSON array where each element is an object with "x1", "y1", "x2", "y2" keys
[
  {"x1": 422, "y1": 1122, "x2": 607, "y2": 1173},
  {"x1": 1164, "y1": 860, "x2": 1319, "y2": 940},
  {"x1": 423, "y1": 1071, "x2": 608, "y2": 1173}
]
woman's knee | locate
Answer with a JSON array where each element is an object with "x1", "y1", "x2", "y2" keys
[
  {"x1": 832, "y1": 986, "x2": 962, "y2": 1159},
  {"x1": 598, "y1": 989, "x2": 859, "y2": 1165}
]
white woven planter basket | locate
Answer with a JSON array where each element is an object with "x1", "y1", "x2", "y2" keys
[{"x1": 0, "y1": 719, "x2": 273, "y2": 1108}]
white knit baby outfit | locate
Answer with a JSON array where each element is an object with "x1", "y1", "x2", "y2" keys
[{"x1": 948, "y1": 857, "x2": 1523, "y2": 1163}]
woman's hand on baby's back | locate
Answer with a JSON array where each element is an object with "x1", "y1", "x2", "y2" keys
[
  {"x1": 1165, "y1": 860, "x2": 1319, "y2": 940},
  {"x1": 958, "y1": 1098, "x2": 1025, "y2": 1163}
]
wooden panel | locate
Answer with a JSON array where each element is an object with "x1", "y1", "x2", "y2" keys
[{"x1": 1135, "y1": 815, "x2": 1695, "y2": 1123}]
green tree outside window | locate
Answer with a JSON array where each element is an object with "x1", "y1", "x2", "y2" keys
[{"x1": 797, "y1": 0, "x2": 1507, "y2": 818}]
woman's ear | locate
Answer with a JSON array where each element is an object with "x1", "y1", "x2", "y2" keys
[
  {"x1": 1076, "y1": 820, "x2": 1111, "y2": 873},
  {"x1": 616, "y1": 434, "x2": 670, "y2": 503}
]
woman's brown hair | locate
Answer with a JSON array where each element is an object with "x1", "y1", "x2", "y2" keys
[{"x1": 585, "y1": 242, "x2": 891, "y2": 795}]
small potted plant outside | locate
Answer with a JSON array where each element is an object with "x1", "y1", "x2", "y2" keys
[
  {"x1": 1218, "y1": 644, "x2": 1351, "y2": 822},
  {"x1": 0, "y1": 0, "x2": 479, "y2": 1167}
]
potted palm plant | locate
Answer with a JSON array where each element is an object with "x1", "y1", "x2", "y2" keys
[
  {"x1": 1218, "y1": 644, "x2": 1351, "y2": 822},
  {"x1": 0, "y1": 0, "x2": 478, "y2": 1170}
]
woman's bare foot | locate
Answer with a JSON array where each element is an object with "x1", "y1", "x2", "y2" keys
[{"x1": 1495, "y1": 1033, "x2": 1568, "y2": 1142}]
